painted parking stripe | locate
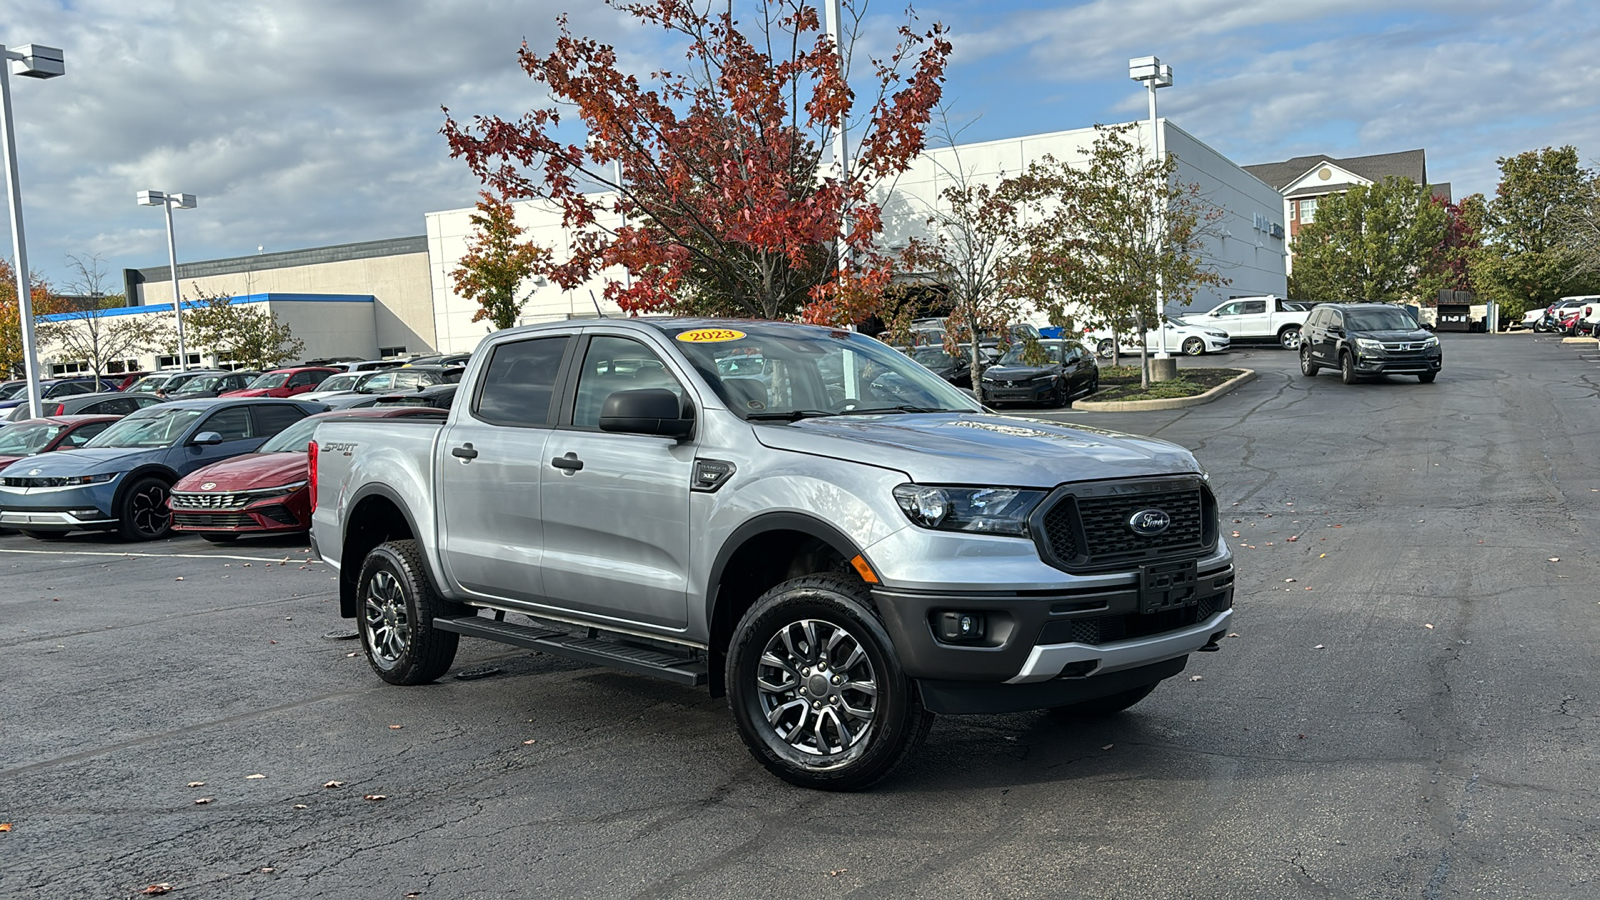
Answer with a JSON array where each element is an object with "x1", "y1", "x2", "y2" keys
[{"x1": 0, "y1": 547, "x2": 321, "y2": 564}]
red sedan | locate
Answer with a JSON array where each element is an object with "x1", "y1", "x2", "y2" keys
[
  {"x1": 0, "y1": 415, "x2": 122, "y2": 469},
  {"x1": 221, "y1": 366, "x2": 341, "y2": 398},
  {"x1": 169, "y1": 407, "x2": 445, "y2": 542}
]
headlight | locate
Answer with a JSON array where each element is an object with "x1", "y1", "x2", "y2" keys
[
  {"x1": 1355, "y1": 338, "x2": 1383, "y2": 351},
  {"x1": 1420, "y1": 336, "x2": 1439, "y2": 348},
  {"x1": 68, "y1": 473, "x2": 118, "y2": 486},
  {"x1": 1207, "y1": 331, "x2": 1228, "y2": 338},
  {"x1": 892, "y1": 484, "x2": 1046, "y2": 536}
]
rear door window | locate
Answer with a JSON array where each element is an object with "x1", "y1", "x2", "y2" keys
[
  {"x1": 252, "y1": 404, "x2": 309, "y2": 437},
  {"x1": 474, "y1": 337, "x2": 570, "y2": 427}
]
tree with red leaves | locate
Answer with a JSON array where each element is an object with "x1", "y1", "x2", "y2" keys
[{"x1": 442, "y1": 0, "x2": 950, "y2": 323}]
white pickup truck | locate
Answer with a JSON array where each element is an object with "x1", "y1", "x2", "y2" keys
[{"x1": 1181, "y1": 296, "x2": 1310, "y2": 350}]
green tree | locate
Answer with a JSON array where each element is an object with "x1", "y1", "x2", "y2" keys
[
  {"x1": 450, "y1": 192, "x2": 551, "y2": 331},
  {"x1": 1473, "y1": 146, "x2": 1599, "y2": 317},
  {"x1": 35, "y1": 254, "x2": 162, "y2": 379},
  {"x1": 0, "y1": 257, "x2": 66, "y2": 378},
  {"x1": 1008, "y1": 124, "x2": 1228, "y2": 386},
  {"x1": 1288, "y1": 177, "x2": 1448, "y2": 306},
  {"x1": 182, "y1": 290, "x2": 305, "y2": 370}
]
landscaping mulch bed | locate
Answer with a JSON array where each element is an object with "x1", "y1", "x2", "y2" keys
[{"x1": 1091, "y1": 365, "x2": 1244, "y2": 402}]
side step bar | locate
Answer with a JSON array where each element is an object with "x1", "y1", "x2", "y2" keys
[{"x1": 434, "y1": 615, "x2": 708, "y2": 687}]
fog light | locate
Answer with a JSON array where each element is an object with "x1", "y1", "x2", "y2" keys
[
  {"x1": 69, "y1": 509, "x2": 101, "y2": 519},
  {"x1": 936, "y1": 611, "x2": 986, "y2": 642}
]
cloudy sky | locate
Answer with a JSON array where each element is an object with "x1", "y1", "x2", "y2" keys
[{"x1": 2, "y1": 0, "x2": 1595, "y2": 290}]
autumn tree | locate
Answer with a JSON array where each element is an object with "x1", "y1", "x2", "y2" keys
[
  {"x1": 442, "y1": 0, "x2": 950, "y2": 323},
  {"x1": 1289, "y1": 177, "x2": 1449, "y2": 306},
  {"x1": 0, "y1": 257, "x2": 67, "y2": 378},
  {"x1": 34, "y1": 254, "x2": 162, "y2": 379},
  {"x1": 1472, "y1": 146, "x2": 1599, "y2": 317},
  {"x1": 182, "y1": 290, "x2": 305, "y2": 370},
  {"x1": 1418, "y1": 193, "x2": 1485, "y2": 303},
  {"x1": 451, "y1": 192, "x2": 552, "y2": 330},
  {"x1": 1008, "y1": 125, "x2": 1228, "y2": 387}
]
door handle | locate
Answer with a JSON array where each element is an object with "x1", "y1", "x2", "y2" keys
[
  {"x1": 451, "y1": 443, "x2": 478, "y2": 460},
  {"x1": 551, "y1": 452, "x2": 584, "y2": 473}
]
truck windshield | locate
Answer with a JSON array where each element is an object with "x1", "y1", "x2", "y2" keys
[
  {"x1": 249, "y1": 373, "x2": 292, "y2": 389},
  {"x1": 659, "y1": 323, "x2": 980, "y2": 419},
  {"x1": 85, "y1": 408, "x2": 205, "y2": 449}
]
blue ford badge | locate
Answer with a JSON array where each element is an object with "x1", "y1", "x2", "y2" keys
[{"x1": 1128, "y1": 508, "x2": 1171, "y2": 536}]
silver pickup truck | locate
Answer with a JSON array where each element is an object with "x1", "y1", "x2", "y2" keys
[{"x1": 310, "y1": 318, "x2": 1234, "y2": 790}]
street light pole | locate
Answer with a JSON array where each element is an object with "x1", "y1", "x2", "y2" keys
[
  {"x1": 1, "y1": 42, "x2": 65, "y2": 420},
  {"x1": 1129, "y1": 56, "x2": 1173, "y2": 358},
  {"x1": 137, "y1": 190, "x2": 196, "y2": 368}
]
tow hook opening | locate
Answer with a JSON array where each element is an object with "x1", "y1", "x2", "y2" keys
[
  {"x1": 1056, "y1": 660, "x2": 1099, "y2": 679},
  {"x1": 1198, "y1": 629, "x2": 1226, "y2": 652}
]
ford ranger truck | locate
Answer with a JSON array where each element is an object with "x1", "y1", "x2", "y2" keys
[{"x1": 310, "y1": 318, "x2": 1234, "y2": 791}]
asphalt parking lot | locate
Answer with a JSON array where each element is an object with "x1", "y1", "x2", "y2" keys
[{"x1": 2, "y1": 331, "x2": 1597, "y2": 899}]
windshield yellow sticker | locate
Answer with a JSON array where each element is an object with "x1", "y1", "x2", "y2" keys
[{"x1": 676, "y1": 328, "x2": 746, "y2": 343}]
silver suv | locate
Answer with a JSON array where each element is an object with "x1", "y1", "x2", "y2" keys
[{"x1": 311, "y1": 319, "x2": 1235, "y2": 790}]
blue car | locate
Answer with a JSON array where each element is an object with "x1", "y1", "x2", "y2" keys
[{"x1": 0, "y1": 397, "x2": 323, "y2": 541}]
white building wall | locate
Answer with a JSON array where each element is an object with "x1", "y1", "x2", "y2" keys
[{"x1": 424, "y1": 119, "x2": 1289, "y2": 351}]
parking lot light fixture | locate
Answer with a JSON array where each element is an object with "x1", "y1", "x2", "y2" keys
[
  {"x1": 137, "y1": 190, "x2": 198, "y2": 369},
  {"x1": 1, "y1": 42, "x2": 66, "y2": 420}
]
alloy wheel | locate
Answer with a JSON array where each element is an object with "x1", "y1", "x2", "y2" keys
[
  {"x1": 755, "y1": 618, "x2": 879, "y2": 758},
  {"x1": 129, "y1": 483, "x2": 171, "y2": 537},
  {"x1": 363, "y1": 570, "x2": 411, "y2": 667}
]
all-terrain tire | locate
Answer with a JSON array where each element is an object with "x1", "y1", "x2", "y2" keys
[
  {"x1": 727, "y1": 574, "x2": 933, "y2": 791},
  {"x1": 356, "y1": 539, "x2": 465, "y2": 685}
]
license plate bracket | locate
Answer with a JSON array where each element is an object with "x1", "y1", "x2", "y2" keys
[{"x1": 1139, "y1": 559, "x2": 1199, "y2": 613}]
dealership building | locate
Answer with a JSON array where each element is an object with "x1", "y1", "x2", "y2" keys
[{"x1": 39, "y1": 118, "x2": 1288, "y2": 372}]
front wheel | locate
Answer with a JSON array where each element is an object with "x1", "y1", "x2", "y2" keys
[
  {"x1": 1279, "y1": 326, "x2": 1303, "y2": 350},
  {"x1": 727, "y1": 574, "x2": 932, "y2": 791},
  {"x1": 117, "y1": 476, "x2": 172, "y2": 541},
  {"x1": 1340, "y1": 351, "x2": 1358, "y2": 384},
  {"x1": 1096, "y1": 339, "x2": 1115, "y2": 360},
  {"x1": 1181, "y1": 337, "x2": 1205, "y2": 356},
  {"x1": 357, "y1": 540, "x2": 463, "y2": 685}
]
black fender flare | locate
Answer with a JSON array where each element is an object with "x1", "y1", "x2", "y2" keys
[
  {"x1": 706, "y1": 511, "x2": 874, "y2": 624},
  {"x1": 338, "y1": 482, "x2": 443, "y2": 617}
]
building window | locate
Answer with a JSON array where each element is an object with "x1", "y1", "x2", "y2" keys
[
  {"x1": 157, "y1": 353, "x2": 202, "y2": 368},
  {"x1": 379, "y1": 346, "x2": 407, "y2": 359},
  {"x1": 1300, "y1": 198, "x2": 1318, "y2": 224},
  {"x1": 106, "y1": 359, "x2": 140, "y2": 374},
  {"x1": 50, "y1": 361, "x2": 90, "y2": 375}
]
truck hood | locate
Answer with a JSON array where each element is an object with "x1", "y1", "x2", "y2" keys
[
  {"x1": 0, "y1": 446, "x2": 162, "y2": 476},
  {"x1": 174, "y1": 452, "x2": 307, "y2": 492},
  {"x1": 752, "y1": 413, "x2": 1198, "y2": 485}
]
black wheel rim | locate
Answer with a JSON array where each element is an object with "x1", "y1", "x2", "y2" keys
[
  {"x1": 363, "y1": 569, "x2": 410, "y2": 668},
  {"x1": 129, "y1": 484, "x2": 170, "y2": 536},
  {"x1": 755, "y1": 618, "x2": 878, "y2": 757}
]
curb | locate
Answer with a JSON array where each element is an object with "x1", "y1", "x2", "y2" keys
[
  {"x1": 1561, "y1": 336, "x2": 1597, "y2": 344},
  {"x1": 1073, "y1": 368, "x2": 1257, "y2": 412}
]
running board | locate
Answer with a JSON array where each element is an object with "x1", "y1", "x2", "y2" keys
[{"x1": 434, "y1": 616, "x2": 708, "y2": 686}]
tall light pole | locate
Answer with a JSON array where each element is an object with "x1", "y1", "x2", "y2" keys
[
  {"x1": 1, "y1": 42, "x2": 65, "y2": 420},
  {"x1": 136, "y1": 190, "x2": 197, "y2": 369},
  {"x1": 1130, "y1": 56, "x2": 1172, "y2": 358},
  {"x1": 824, "y1": 0, "x2": 850, "y2": 278}
]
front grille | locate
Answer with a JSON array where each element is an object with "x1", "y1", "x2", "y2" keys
[
  {"x1": 173, "y1": 511, "x2": 257, "y2": 528},
  {"x1": 1038, "y1": 590, "x2": 1228, "y2": 646},
  {"x1": 1379, "y1": 341, "x2": 1434, "y2": 352},
  {"x1": 1033, "y1": 477, "x2": 1215, "y2": 572},
  {"x1": 3, "y1": 476, "x2": 78, "y2": 488},
  {"x1": 171, "y1": 491, "x2": 252, "y2": 510}
]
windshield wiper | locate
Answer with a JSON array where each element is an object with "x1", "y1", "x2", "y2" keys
[
  {"x1": 744, "y1": 409, "x2": 836, "y2": 421},
  {"x1": 838, "y1": 405, "x2": 956, "y2": 415}
]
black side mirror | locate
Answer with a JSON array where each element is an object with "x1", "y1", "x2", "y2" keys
[
  {"x1": 599, "y1": 388, "x2": 694, "y2": 439},
  {"x1": 191, "y1": 431, "x2": 224, "y2": 446}
]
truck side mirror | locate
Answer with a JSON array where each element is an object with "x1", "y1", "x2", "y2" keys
[{"x1": 599, "y1": 388, "x2": 694, "y2": 439}]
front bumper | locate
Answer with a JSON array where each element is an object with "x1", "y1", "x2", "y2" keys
[
  {"x1": 1352, "y1": 348, "x2": 1442, "y2": 374},
  {"x1": 871, "y1": 561, "x2": 1234, "y2": 713},
  {"x1": 980, "y1": 378, "x2": 1056, "y2": 404},
  {"x1": 0, "y1": 483, "x2": 118, "y2": 531}
]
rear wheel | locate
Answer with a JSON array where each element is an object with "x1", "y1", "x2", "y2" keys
[
  {"x1": 1340, "y1": 351, "x2": 1358, "y2": 384},
  {"x1": 116, "y1": 476, "x2": 172, "y2": 541},
  {"x1": 1181, "y1": 337, "x2": 1205, "y2": 356},
  {"x1": 1049, "y1": 682, "x2": 1159, "y2": 721},
  {"x1": 727, "y1": 574, "x2": 932, "y2": 791},
  {"x1": 357, "y1": 540, "x2": 464, "y2": 685},
  {"x1": 1279, "y1": 326, "x2": 1303, "y2": 350},
  {"x1": 1299, "y1": 346, "x2": 1319, "y2": 377}
]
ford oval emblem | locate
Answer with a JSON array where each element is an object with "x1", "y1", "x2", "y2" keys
[
  {"x1": 201, "y1": 482, "x2": 216, "y2": 490},
  {"x1": 1128, "y1": 508, "x2": 1171, "y2": 537}
]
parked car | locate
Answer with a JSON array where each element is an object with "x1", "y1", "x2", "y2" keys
[
  {"x1": 125, "y1": 370, "x2": 213, "y2": 396},
  {"x1": 0, "y1": 377, "x2": 121, "y2": 414},
  {"x1": 978, "y1": 339, "x2": 1099, "y2": 407},
  {"x1": 899, "y1": 345, "x2": 973, "y2": 388},
  {"x1": 1088, "y1": 321, "x2": 1231, "y2": 358},
  {"x1": 111, "y1": 371, "x2": 152, "y2": 391},
  {"x1": 222, "y1": 366, "x2": 341, "y2": 398},
  {"x1": 325, "y1": 383, "x2": 460, "y2": 411},
  {"x1": 2, "y1": 391, "x2": 163, "y2": 423},
  {"x1": 1180, "y1": 296, "x2": 1309, "y2": 349},
  {"x1": 170, "y1": 407, "x2": 447, "y2": 543},
  {"x1": 294, "y1": 370, "x2": 384, "y2": 403},
  {"x1": 342, "y1": 366, "x2": 459, "y2": 396},
  {"x1": 168, "y1": 370, "x2": 260, "y2": 399},
  {"x1": 1299, "y1": 302, "x2": 1441, "y2": 384},
  {"x1": 401, "y1": 352, "x2": 471, "y2": 368},
  {"x1": 1532, "y1": 297, "x2": 1588, "y2": 333},
  {"x1": 312, "y1": 317, "x2": 1234, "y2": 790},
  {"x1": 0, "y1": 415, "x2": 122, "y2": 469},
  {"x1": 0, "y1": 397, "x2": 322, "y2": 540}
]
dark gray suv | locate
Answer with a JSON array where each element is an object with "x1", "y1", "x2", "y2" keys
[{"x1": 1300, "y1": 303, "x2": 1442, "y2": 384}]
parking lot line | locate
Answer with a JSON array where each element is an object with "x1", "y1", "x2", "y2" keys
[{"x1": 0, "y1": 546, "x2": 321, "y2": 564}]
